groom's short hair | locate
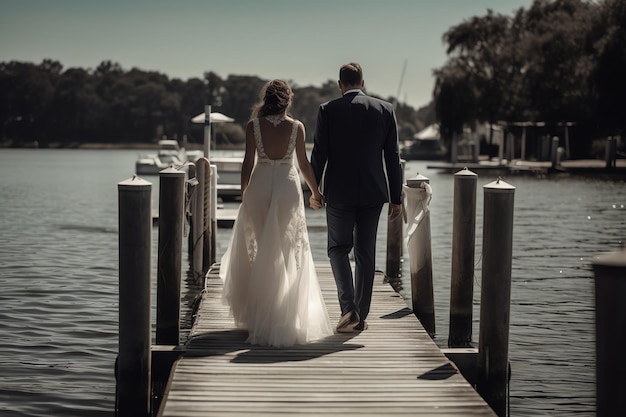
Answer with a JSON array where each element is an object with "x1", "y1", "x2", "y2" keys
[{"x1": 339, "y1": 62, "x2": 363, "y2": 87}]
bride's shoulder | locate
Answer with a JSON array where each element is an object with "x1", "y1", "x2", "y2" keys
[{"x1": 286, "y1": 116, "x2": 303, "y2": 127}]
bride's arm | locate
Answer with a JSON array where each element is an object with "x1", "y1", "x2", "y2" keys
[
  {"x1": 295, "y1": 122, "x2": 323, "y2": 208},
  {"x1": 241, "y1": 121, "x2": 256, "y2": 195}
]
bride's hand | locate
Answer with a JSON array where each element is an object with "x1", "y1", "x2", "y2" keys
[{"x1": 309, "y1": 193, "x2": 324, "y2": 210}]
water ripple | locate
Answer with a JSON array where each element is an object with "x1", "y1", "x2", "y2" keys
[{"x1": 0, "y1": 152, "x2": 623, "y2": 416}]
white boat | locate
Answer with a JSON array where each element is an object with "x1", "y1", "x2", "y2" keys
[
  {"x1": 135, "y1": 140, "x2": 187, "y2": 175},
  {"x1": 135, "y1": 140, "x2": 243, "y2": 200}
]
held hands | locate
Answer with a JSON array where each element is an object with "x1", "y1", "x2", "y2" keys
[{"x1": 309, "y1": 193, "x2": 325, "y2": 210}]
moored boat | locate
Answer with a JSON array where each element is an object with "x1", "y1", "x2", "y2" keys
[{"x1": 135, "y1": 139, "x2": 243, "y2": 200}]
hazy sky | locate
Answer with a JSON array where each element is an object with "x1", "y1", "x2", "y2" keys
[{"x1": 0, "y1": 0, "x2": 534, "y2": 109}]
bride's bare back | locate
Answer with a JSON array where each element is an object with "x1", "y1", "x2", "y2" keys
[{"x1": 257, "y1": 117, "x2": 295, "y2": 160}]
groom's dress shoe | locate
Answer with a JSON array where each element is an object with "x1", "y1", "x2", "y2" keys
[
  {"x1": 336, "y1": 310, "x2": 360, "y2": 333},
  {"x1": 354, "y1": 320, "x2": 368, "y2": 331}
]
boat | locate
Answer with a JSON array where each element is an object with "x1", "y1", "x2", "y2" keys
[
  {"x1": 400, "y1": 124, "x2": 447, "y2": 160},
  {"x1": 135, "y1": 140, "x2": 243, "y2": 200},
  {"x1": 135, "y1": 140, "x2": 188, "y2": 175},
  {"x1": 210, "y1": 157, "x2": 243, "y2": 200}
]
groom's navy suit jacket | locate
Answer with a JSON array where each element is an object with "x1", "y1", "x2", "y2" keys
[{"x1": 311, "y1": 91, "x2": 403, "y2": 207}]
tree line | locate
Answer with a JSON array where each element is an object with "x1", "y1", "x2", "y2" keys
[
  {"x1": 0, "y1": 59, "x2": 431, "y2": 148},
  {"x1": 434, "y1": 0, "x2": 625, "y2": 158},
  {"x1": 1, "y1": 0, "x2": 623, "y2": 159}
]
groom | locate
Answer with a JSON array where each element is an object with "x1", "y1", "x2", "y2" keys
[{"x1": 310, "y1": 62, "x2": 403, "y2": 332}]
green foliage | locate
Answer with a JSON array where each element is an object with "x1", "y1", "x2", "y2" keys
[
  {"x1": 0, "y1": 61, "x2": 427, "y2": 147},
  {"x1": 434, "y1": 0, "x2": 626, "y2": 157}
]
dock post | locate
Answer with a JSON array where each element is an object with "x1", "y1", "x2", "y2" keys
[
  {"x1": 191, "y1": 161, "x2": 205, "y2": 282},
  {"x1": 210, "y1": 164, "x2": 218, "y2": 265},
  {"x1": 385, "y1": 161, "x2": 404, "y2": 283},
  {"x1": 117, "y1": 176, "x2": 152, "y2": 417},
  {"x1": 449, "y1": 168, "x2": 477, "y2": 348},
  {"x1": 507, "y1": 133, "x2": 515, "y2": 162},
  {"x1": 204, "y1": 104, "x2": 211, "y2": 159},
  {"x1": 520, "y1": 126, "x2": 527, "y2": 161},
  {"x1": 472, "y1": 133, "x2": 479, "y2": 163},
  {"x1": 592, "y1": 246, "x2": 626, "y2": 417},
  {"x1": 202, "y1": 104, "x2": 213, "y2": 270},
  {"x1": 196, "y1": 157, "x2": 211, "y2": 276},
  {"x1": 192, "y1": 158, "x2": 211, "y2": 281},
  {"x1": 551, "y1": 136, "x2": 559, "y2": 169},
  {"x1": 451, "y1": 133, "x2": 458, "y2": 163},
  {"x1": 156, "y1": 167, "x2": 185, "y2": 345},
  {"x1": 477, "y1": 177, "x2": 515, "y2": 417},
  {"x1": 185, "y1": 163, "x2": 197, "y2": 262},
  {"x1": 605, "y1": 137, "x2": 616, "y2": 170},
  {"x1": 403, "y1": 173, "x2": 435, "y2": 337}
]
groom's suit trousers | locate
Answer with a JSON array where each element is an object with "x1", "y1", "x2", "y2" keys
[{"x1": 326, "y1": 202, "x2": 383, "y2": 321}]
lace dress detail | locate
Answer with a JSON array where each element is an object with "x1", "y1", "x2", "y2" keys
[
  {"x1": 220, "y1": 118, "x2": 332, "y2": 347},
  {"x1": 265, "y1": 113, "x2": 287, "y2": 127},
  {"x1": 252, "y1": 117, "x2": 297, "y2": 162}
]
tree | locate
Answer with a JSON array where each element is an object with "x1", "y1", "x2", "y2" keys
[
  {"x1": 592, "y1": 0, "x2": 626, "y2": 137},
  {"x1": 0, "y1": 61, "x2": 428, "y2": 148},
  {"x1": 433, "y1": 62, "x2": 477, "y2": 150},
  {"x1": 522, "y1": 0, "x2": 597, "y2": 124},
  {"x1": 440, "y1": 10, "x2": 516, "y2": 127},
  {"x1": 49, "y1": 67, "x2": 104, "y2": 143},
  {"x1": 433, "y1": 0, "x2": 620, "y2": 159}
]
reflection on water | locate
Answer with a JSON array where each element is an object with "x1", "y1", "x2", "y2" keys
[{"x1": 0, "y1": 149, "x2": 623, "y2": 416}]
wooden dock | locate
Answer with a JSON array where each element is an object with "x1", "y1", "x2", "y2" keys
[
  {"x1": 426, "y1": 158, "x2": 626, "y2": 176},
  {"x1": 156, "y1": 263, "x2": 496, "y2": 416}
]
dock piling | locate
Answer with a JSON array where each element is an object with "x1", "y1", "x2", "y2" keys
[
  {"x1": 449, "y1": 168, "x2": 477, "y2": 348},
  {"x1": 117, "y1": 176, "x2": 152, "y2": 417},
  {"x1": 605, "y1": 137, "x2": 616, "y2": 170},
  {"x1": 210, "y1": 164, "x2": 218, "y2": 265},
  {"x1": 386, "y1": 162, "x2": 405, "y2": 283},
  {"x1": 191, "y1": 160, "x2": 207, "y2": 281},
  {"x1": 592, "y1": 246, "x2": 626, "y2": 417},
  {"x1": 198, "y1": 158, "x2": 212, "y2": 274},
  {"x1": 476, "y1": 177, "x2": 515, "y2": 417},
  {"x1": 403, "y1": 173, "x2": 435, "y2": 337},
  {"x1": 156, "y1": 167, "x2": 185, "y2": 346},
  {"x1": 385, "y1": 205, "x2": 403, "y2": 282},
  {"x1": 551, "y1": 136, "x2": 559, "y2": 169}
]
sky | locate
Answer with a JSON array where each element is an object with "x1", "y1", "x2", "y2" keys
[{"x1": 0, "y1": 0, "x2": 534, "y2": 110}]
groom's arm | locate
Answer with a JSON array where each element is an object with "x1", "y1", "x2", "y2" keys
[{"x1": 383, "y1": 107, "x2": 403, "y2": 205}]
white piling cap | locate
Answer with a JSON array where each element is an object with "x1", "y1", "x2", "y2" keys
[
  {"x1": 160, "y1": 166, "x2": 185, "y2": 176},
  {"x1": 454, "y1": 167, "x2": 477, "y2": 178},
  {"x1": 406, "y1": 172, "x2": 430, "y2": 187},
  {"x1": 593, "y1": 246, "x2": 626, "y2": 268},
  {"x1": 484, "y1": 176, "x2": 515, "y2": 192},
  {"x1": 118, "y1": 175, "x2": 152, "y2": 190}
]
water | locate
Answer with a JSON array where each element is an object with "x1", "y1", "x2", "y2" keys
[{"x1": 0, "y1": 149, "x2": 624, "y2": 416}]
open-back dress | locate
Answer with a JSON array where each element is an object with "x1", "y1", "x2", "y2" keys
[{"x1": 220, "y1": 117, "x2": 332, "y2": 347}]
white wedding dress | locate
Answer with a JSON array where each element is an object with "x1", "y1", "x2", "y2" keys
[{"x1": 220, "y1": 117, "x2": 332, "y2": 347}]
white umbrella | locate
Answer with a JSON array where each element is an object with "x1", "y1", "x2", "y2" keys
[
  {"x1": 413, "y1": 124, "x2": 440, "y2": 140},
  {"x1": 191, "y1": 112, "x2": 235, "y2": 124}
]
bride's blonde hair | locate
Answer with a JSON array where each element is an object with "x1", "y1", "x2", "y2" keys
[{"x1": 251, "y1": 79, "x2": 293, "y2": 119}]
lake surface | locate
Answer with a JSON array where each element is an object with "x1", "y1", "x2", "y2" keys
[{"x1": 0, "y1": 148, "x2": 624, "y2": 416}]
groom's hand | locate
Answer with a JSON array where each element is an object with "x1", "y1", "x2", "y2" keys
[
  {"x1": 309, "y1": 194, "x2": 325, "y2": 210},
  {"x1": 388, "y1": 203, "x2": 402, "y2": 220}
]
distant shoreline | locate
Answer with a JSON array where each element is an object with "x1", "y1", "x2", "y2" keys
[{"x1": 0, "y1": 141, "x2": 245, "y2": 151}]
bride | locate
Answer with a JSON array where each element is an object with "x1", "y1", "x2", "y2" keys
[{"x1": 220, "y1": 79, "x2": 333, "y2": 347}]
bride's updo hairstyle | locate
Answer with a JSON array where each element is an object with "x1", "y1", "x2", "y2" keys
[{"x1": 252, "y1": 79, "x2": 293, "y2": 118}]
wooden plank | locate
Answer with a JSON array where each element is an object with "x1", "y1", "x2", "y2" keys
[{"x1": 158, "y1": 263, "x2": 496, "y2": 416}]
